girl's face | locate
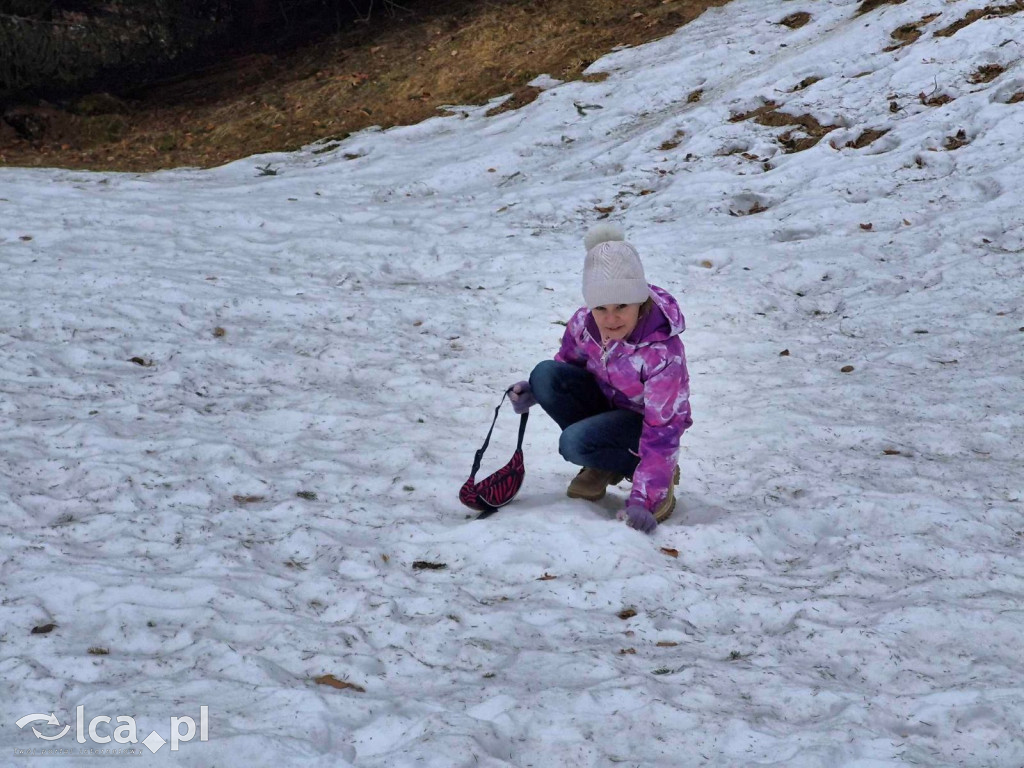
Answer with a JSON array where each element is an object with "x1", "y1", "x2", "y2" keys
[{"x1": 591, "y1": 303, "x2": 642, "y2": 343}]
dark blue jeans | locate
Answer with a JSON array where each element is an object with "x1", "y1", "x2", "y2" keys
[{"x1": 529, "y1": 360, "x2": 643, "y2": 478}]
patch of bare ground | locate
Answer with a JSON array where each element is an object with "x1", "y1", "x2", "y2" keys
[
  {"x1": 0, "y1": 0, "x2": 732, "y2": 172},
  {"x1": 841, "y1": 128, "x2": 890, "y2": 149},
  {"x1": 943, "y1": 128, "x2": 970, "y2": 150},
  {"x1": 730, "y1": 101, "x2": 840, "y2": 153},
  {"x1": 729, "y1": 101, "x2": 781, "y2": 123},
  {"x1": 778, "y1": 12, "x2": 811, "y2": 29},
  {"x1": 856, "y1": 0, "x2": 906, "y2": 16},
  {"x1": 485, "y1": 85, "x2": 543, "y2": 117},
  {"x1": 1009, "y1": 91, "x2": 1024, "y2": 103},
  {"x1": 658, "y1": 130, "x2": 686, "y2": 151},
  {"x1": 969, "y1": 64, "x2": 1006, "y2": 84},
  {"x1": 919, "y1": 91, "x2": 954, "y2": 107},
  {"x1": 935, "y1": 2, "x2": 1024, "y2": 37},
  {"x1": 789, "y1": 76, "x2": 821, "y2": 92},
  {"x1": 884, "y1": 13, "x2": 941, "y2": 51}
]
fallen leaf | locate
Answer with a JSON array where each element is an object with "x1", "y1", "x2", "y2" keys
[
  {"x1": 314, "y1": 674, "x2": 365, "y2": 692},
  {"x1": 233, "y1": 495, "x2": 266, "y2": 504},
  {"x1": 841, "y1": 365, "x2": 855, "y2": 373},
  {"x1": 656, "y1": 641, "x2": 679, "y2": 647},
  {"x1": 128, "y1": 357, "x2": 153, "y2": 367},
  {"x1": 31, "y1": 623, "x2": 57, "y2": 635},
  {"x1": 779, "y1": 349, "x2": 790, "y2": 356},
  {"x1": 618, "y1": 608, "x2": 638, "y2": 620},
  {"x1": 883, "y1": 449, "x2": 902, "y2": 456},
  {"x1": 212, "y1": 326, "x2": 226, "y2": 337},
  {"x1": 700, "y1": 260, "x2": 714, "y2": 268},
  {"x1": 620, "y1": 648, "x2": 637, "y2": 655},
  {"x1": 20, "y1": 235, "x2": 33, "y2": 241},
  {"x1": 296, "y1": 491, "x2": 318, "y2": 500},
  {"x1": 660, "y1": 547, "x2": 679, "y2": 558},
  {"x1": 859, "y1": 222, "x2": 873, "y2": 231},
  {"x1": 595, "y1": 205, "x2": 615, "y2": 214},
  {"x1": 537, "y1": 573, "x2": 557, "y2": 581},
  {"x1": 88, "y1": 647, "x2": 110, "y2": 655}
]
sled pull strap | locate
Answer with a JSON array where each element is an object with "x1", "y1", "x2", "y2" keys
[
  {"x1": 516, "y1": 409, "x2": 528, "y2": 451},
  {"x1": 470, "y1": 389, "x2": 508, "y2": 477},
  {"x1": 469, "y1": 388, "x2": 529, "y2": 476}
]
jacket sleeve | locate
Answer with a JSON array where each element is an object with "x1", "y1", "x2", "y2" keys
[
  {"x1": 628, "y1": 346, "x2": 692, "y2": 512},
  {"x1": 553, "y1": 310, "x2": 588, "y2": 366}
]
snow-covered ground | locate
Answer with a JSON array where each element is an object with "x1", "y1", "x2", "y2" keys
[{"x1": 2, "y1": 0, "x2": 1023, "y2": 765}]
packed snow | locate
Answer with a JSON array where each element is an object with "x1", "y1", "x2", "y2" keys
[{"x1": 2, "y1": 0, "x2": 1023, "y2": 765}]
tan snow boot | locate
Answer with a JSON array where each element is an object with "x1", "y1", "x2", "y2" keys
[
  {"x1": 566, "y1": 467, "x2": 624, "y2": 501},
  {"x1": 653, "y1": 465, "x2": 681, "y2": 523}
]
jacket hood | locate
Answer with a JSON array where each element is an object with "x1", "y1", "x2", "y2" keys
[
  {"x1": 631, "y1": 284, "x2": 685, "y2": 344},
  {"x1": 583, "y1": 284, "x2": 685, "y2": 346}
]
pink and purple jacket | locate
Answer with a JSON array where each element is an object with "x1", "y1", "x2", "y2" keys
[{"x1": 554, "y1": 284, "x2": 692, "y2": 512}]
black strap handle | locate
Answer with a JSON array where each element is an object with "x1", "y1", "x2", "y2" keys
[{"x1": 469, "y1": 388, "x2": 529, "y2": 477}]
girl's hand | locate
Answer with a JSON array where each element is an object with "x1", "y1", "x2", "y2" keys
[
  {"x1": 508, "y1": 381, "x2": 536, "y2": 414},
  {"x1": 618, "y1": 504, "x2": 657, "y2": 533}
]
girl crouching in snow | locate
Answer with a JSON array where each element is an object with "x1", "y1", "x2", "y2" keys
[{"x1": 509, "y1": 224, "x2": 692, "y2": 533}]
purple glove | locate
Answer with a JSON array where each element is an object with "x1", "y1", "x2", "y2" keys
[
  {"x1": 508, "y1": 380, "x2": 536, "y2": 415},
  {"x1": 618, "y1": 504, "x2": 657, "y2": 533}
]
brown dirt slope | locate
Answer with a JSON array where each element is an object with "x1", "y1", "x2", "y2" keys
[{"x1": 0, "y1": 0, "x2": 731, "y2": 172}]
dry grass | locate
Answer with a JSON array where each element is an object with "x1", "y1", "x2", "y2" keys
[
  {"x1": 856, "y1": 0, "x2": 906, "y2": 15},
  {"x1": 778, "y1": 12, "x2": 811, "y2": 29},
  {"x1": 883, "y1": 13, "x2": 941, "y2": 51},
  {"x1": 0, "y1": 0, "x2": 730, "y2": 171},
  {"x1": 729, "y1": 100, "x2": 840, "y2": 153},
  {"x1": 968, "y1": 63, "x2": 1006, "y2": 84},
  {"x1": 934, "y1": 1, "x2": 1024, "y2": 38},
  {"x1": 844, "y1": 127, "x2": 889, "y2": 149}
]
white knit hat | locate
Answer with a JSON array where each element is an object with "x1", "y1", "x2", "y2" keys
[{"x1": 581, "y1": 223, "x2": 650, "y2": 309}]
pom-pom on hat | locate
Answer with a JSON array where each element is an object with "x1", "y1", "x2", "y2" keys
[{"x1": 581, "y1": 223, "x2": 650, "y2": 309}]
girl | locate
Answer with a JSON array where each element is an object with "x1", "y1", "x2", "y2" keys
[{"x1": 509, "y1": 224, "x2": 692, "y2": 533}]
